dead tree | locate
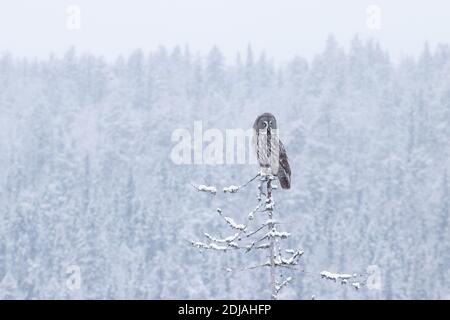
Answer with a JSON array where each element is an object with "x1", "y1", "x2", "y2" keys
[
  {"x1": 191, "y1": 172, "x2": 370, "y2": 299},
  {"x1": 191, "y1": 172, "x2": 301, "y2": 299}
]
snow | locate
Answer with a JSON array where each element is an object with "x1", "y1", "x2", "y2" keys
[
  {"x1": 320, "y1": 271, "x2": 354, "y2": 282},
  {"x1": 268, "y1": 230, "x2": 290, "y2": 239},
  {"x1": 191, "y1": 241, "x2": 227, "y2": 251},
  {"x1": 275, "y1": 277, "x2": 292, "y2": 292},
  {"x1": 223, "y1": 216, "x2": 246, "y2": 231},
  {"x1": 352, "y1": 282, "x2": 361, "y2": 290},
  {"x1": 264, "y1": 219, "x2": 277, "y2": 225},
  {"x1": 228, "y1": 242, "x2": 239, "y2": 248},
  {"x1": 191, "y1": 241, "x2": 210, "y2": 250},
  {"x1": 0, "y1": 39, "x2": 448, "y2": 299},
  {"x1": 223, "y1": 185, "x2": 240, "y2": 193},
  {"x1": 204, "y1": 232, "x2": 239, "y2": 243},
  {"x1": 209, "y1": 243, "x2": 228, "y2": 251},
  {"x1": 281, "y1": 250, "x2": 304, "y2": 265},
  {"x1": 248, "y1": 203, "x2": 263, "y2": 220},
  {"x1": 196, "y1": 185, "x2": 217, "y2": 195},
  {"x1": 265, "y1": 199, "x2": 275, "y2": 211}
]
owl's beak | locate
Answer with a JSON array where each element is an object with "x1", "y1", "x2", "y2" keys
[{"x1": 263, "y1": 121, "x2": 272, "y2": 133}]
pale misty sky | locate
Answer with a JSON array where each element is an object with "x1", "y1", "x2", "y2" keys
[{"x1": 1, "y1": 0, "x2": 449, "y2": 63}]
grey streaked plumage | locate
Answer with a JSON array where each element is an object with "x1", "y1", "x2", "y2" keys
[{"x1": 252, "y1": 113, "x2": 291, "y2": 189}]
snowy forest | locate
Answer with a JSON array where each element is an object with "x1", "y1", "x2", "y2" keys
[{"x1": 0, "y1": 36, "x2": 449, "y2": 299}]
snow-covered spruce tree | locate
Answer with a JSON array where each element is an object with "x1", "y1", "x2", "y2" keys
[{"x1": 191, "y1": 172, "x2": 369, "y2": 299}]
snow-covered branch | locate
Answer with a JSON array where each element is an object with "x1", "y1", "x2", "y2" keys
[
  {"x1": 190, "y1": 241, "x2": 227, "y2": 251},
  {"x1": 222, "y1": 173, "x2": 261, "y2": 194},
  {"x1": 223, "y1": 185, "x2": 240, "y2": 193},
  {"x1": 268, "y1": 230, "x2": 290, "y2": 239},
  {"x1": 320, "y1": 271, "x2": 354, "y2": 282},
  {"x1": 281, "y1": 250, "x2": 304, "y2": 265},
  {"x1": 218, "y1": 212, "x2": 247, "y2": 231},
  {"x1": 319, "y1": 270, "x2": 365, "y2": 290},
  {"x1": 204, "y1": 232, "x2": 240, "y2": 243},
  {"x1": 248, "y1": 202, "x2": 264, "y2": 220},
  {"x1": 190, "y1": 172, "x2": 305, "y2": 299},
  {"x1": 191, "y1": 183, "x2": 217, "y2": 195},
  {"x1": 274, "y1": 277, "x2": 292, "y2": 299}
]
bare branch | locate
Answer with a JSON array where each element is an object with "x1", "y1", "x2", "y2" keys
[
  {"x1": 246, "y1": 224, "x2": 266, "y2": 238},
  {"x1": 204, "y1": 232, "x2": 240, "y2": 243},
  {"x1": 248, "y1": 202, "x2": 264, "y2": 220},
  {"x1": 267, "y1": 230, "x2": 290, "y2": 239},
  {"x1": 223, "y1": 173, "x2": 261, "y2": 194}
]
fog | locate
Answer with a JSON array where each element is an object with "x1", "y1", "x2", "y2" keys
[{"x1": 1, "y1": 0, "x2": 450, "y2": 62}]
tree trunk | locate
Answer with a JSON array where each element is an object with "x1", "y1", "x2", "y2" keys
[{"x1": 267, "y1": 177, "x2": 277, "y2": 300}]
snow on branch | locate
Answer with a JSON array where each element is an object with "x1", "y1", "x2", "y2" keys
[
  {"x1": 255, "y1": 243, "x2": 271, "y2": 249},
  {"x1": 319, "y1": 270, "x2": 365, "y2": 290},
  {"x1": 246, "y1": 219, "x2": 279, "y2": 238},
  {"x1": 204, "y1": 232, "x2": 240, "y2": 243},
  {"x1": 251, "y1": 227, "x2": 290, "y2": 246},
  {"x1": 248, "y1": 202, "x2": 265, "y2": 220},
  {"x1": 191, "y1": 183, "x2": 217, "y2": 195},
  {"x1": 268, "y1": 230, "x2": 290, "y2": 239},
  {"x1": 293, "y1": 268, "x2": 369, "y2": 292},
  {"x1": 249, "y1": 249, "x2": 304, "y2": 269},
  {"x1": 223, "y1": 173, "x2": 261, "y2": 194},
  {"x1": 223, "y1": 185, "x2": 240, "y2": 193},
  {"x1": 351, "y1": 282, "x2": 361, "y2": 290},
  {"x1": 272, "y1": 249, "x2": 303, "y2": 267},
  {"x1": 265, "y1": 199, "x2": 275, "y2": 211},
  {"x1": 189, "y1": 172, "x2": 308, "y2": 299},
  {"x1": 190, "y1": 171, "x2": 366, "y2": 298},
  {"x1": 190, "y1": 241, "x2": 228, "y2": 251},
  {"x1": 217, "y1": 211, "x2": 247, "y2": 231},
  {"x1": 320, "y1": 271, "x2": 354, "y2": 282},
  {"x1": 264, "y1": 219, "x2": 278, "y2": 225},
  {"x1": 281, "y1": 250, "x2": 304, "y2": 265},
  {"x1": 274, "y1": 277, "x2": 292, "y2": 298},
  {"x1": 223, "y1": 216, "x2": 246, "y2": 231}
]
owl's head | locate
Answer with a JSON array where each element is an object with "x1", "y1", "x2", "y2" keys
[{"x1": 253, "y1": 113, "x2": 277, "y2": 132}]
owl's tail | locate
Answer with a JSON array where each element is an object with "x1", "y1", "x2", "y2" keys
[
  {"x1": 278, "y1": 140, "x2": 291, "y2": 189},
  {"x1": 278, "y1": 169, "x2": 291, "y2": 189}
]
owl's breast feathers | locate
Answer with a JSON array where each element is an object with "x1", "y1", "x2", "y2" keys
[{"x1": 253, "y1": 129, "x2": 291, "y2": 189}]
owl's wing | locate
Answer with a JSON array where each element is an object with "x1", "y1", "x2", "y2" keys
[{"x1": 278, "y1": 140, "x2": 291, "y2": 189}]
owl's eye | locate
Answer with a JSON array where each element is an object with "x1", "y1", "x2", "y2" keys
[{"x1": 262, "y1": 121, "x2": 268, "y2": 128}]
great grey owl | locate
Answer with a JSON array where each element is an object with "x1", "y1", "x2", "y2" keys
[{"x1": 252, "y1": 113, "x2": 291, "y2": 189}]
